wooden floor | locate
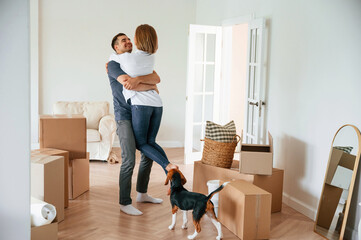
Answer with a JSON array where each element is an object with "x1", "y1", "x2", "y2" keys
[{"x1": 59, "y1": 148, "x2": 324, "y2": 240}]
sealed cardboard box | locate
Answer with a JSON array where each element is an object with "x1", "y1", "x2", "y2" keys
[
  {"x1": 31, "y1": 155, "x2": 64, "y2": 222},
  {"x1": 193, "y1": 160, "x2": 283, "y2": 212},
  {"x1": 31, "y1": 220, "x2": 58, "y2": 240},
  {"x1": 69, "y1": 152, "x2": 90, "y2": 199},
  {"x1": 39, "y1": 114, "x2": 86, "y2": 160},
  {"x1": 31, "y1": 148, "x2": 69, "y2": 208},
  {"x1": 239, "y1": 132, "x2": 273, "y2": 175},
  {"x1": 218, "y1": 180, "x2": 271, "y2": 240},
  {"x1": 316, "y1": 183, "x2": 343, "y2": 229}
]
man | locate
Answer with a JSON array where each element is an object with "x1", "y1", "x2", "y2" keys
[{"x1": 107, "y1": 33, "x2": 162, "y2": 216}]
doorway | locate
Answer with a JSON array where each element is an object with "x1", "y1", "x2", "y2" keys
[{"x1": 185, "y1": 18, "x2": 267, "y2": 164}]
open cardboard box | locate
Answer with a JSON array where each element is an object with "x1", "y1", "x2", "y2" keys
[
  {"x1": 218, "y1": 179, "x2": 271, "y2": 240},
  {"x1": 31, "y1": 148, "x2": 69, "y2": 208},
  {"x1": 239, "y1": 132, "x2": 273, "y2": 175},
  {"x1": 31, "y1": 155, "x2": 64, "y2": 222},
  {"x1": 193, "y1": 160, "x2": 283, "y2": 213}
]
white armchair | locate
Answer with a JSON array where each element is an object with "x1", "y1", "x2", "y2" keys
[{"x1": 53, "y1": 101, "x2": 116, "y2": 161}]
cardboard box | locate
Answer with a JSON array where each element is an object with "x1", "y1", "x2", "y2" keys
[
  {"x1": 39, "y1": 114, "x2": 86, "y2": 160},
  {"x1": 326, "y1": 148, "x2": 356, "y2": 185},
  {"x1": 31, "y1": 148, "x2": 69, "y2": 208},
  {"x1": 218, "y1": 180, "x2": 271, "y2": 240},
  {"x1": 239, "y1": 132, "x2": 273, "y2": 175},
  {"x1": 316, "y1": 183, "x2": 343, "y2": 229},
  {"x1": 31, "y1": 220, "x2": 58, "y2": 240},
  {"x1": 193, "y1": 160, "x2": 283, "y2": 212},
  {"x1": 69, "y1": 152, "x2": 90, "y2": 199},
  {"x1": 31, "y1": 155, "x2": 64, "y2": 222}
]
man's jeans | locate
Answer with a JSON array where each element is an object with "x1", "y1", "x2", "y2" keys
[
  {"x1": 116, "y1": 120, "x2": 153, "y2": 205},
  {"x1": 131, "y1": 105, "x2": 170, "y2": 172}
]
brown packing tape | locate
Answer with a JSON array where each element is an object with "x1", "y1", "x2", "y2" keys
[
  {"x1": 255, "y1": 195, "x2": 260, "y2": 237},
  {"x1": 68, "y1": 165, "x2": 73, "y2": 199}
]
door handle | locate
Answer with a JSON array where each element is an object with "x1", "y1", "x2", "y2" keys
[{"x1": 249, "y1": 101, "x2": 259, "y2": 107}]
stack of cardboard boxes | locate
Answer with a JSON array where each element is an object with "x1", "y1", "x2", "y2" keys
[
  {"x1": 30, "y1": 114, "x2": 90, "y2": 240},
  {"x1": 39, "y1": 114, "x2": 89, "y2": 199},
  {"x1": 193, "y1": 133, "x2": 284, "y2": 240}
]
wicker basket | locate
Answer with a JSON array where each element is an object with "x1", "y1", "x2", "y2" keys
[{"x1": 201, "y1": 135, "x2": 241, "y2": 168}]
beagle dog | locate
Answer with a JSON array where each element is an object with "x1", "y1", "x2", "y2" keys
[{"x1": 165, "y1": 169, "x2": 229, "y2": 240}]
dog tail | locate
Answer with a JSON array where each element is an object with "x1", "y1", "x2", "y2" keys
[{"x1": 206, "y1": 182, "x2": 230, "y2": 202}]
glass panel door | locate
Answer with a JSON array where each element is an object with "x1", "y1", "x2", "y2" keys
[
  {"x1": 185, "y1": 25, "x2": 222, "y2": 164},
  {"x1": 244, "y1": 19, "x2": 266, "y2": 144}
]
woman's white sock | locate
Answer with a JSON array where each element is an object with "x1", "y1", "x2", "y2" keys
[{"x1": 136, "y1": 192, "x2": 163, "y2": 204}]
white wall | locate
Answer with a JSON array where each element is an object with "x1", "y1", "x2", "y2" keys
[
  {"x1": 38, "y1": 0, "x2": 196, "y2": 146},
  {"x1": 196, "y1": 0, "x2": 361, "y2": 224},
  {"x1": 0, "y1": 0, "x2": 31, "y2": 239}
]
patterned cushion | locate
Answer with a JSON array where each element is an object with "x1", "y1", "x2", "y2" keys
[
  {"x1": 205, "y1": 121, "x2": 236, "y2": 143},
  {"x1": 334, "y1": 146, "x2": 353, "y2": 154}
]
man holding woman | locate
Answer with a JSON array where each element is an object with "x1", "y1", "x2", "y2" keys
[{"x1": 107, "y1": 26, "x2": 177, "y2": 216}]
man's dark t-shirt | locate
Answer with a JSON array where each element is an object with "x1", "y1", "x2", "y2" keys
[{"x1": 107, "y1": 61, "x2": 132, "y2": 121}]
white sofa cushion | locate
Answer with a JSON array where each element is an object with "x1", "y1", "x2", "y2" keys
[
  {"x1": 87, "y1": 129, "x2": 101, "y2": 142},
  {"x1": 53, "y1": 102, "x2": 84, "y2": 115},
  {"x1": 83, "y1": 102, "x2": 109, "y2": 129}
]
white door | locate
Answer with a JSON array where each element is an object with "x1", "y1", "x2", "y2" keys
[
  {"x1": 244, "y1": 18, "x2": 266, "y2": 144},
  {"x1": 184, "y1": 24, "x2": 222, "y2": 164}
]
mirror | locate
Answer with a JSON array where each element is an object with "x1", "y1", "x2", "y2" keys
[{"x1": 315, "y1": 124, "x2": 361, "y2": 239}]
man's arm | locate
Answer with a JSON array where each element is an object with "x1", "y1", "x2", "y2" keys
[
  {"x1": 129, "y1": 83, "x2": 159, "y2": 93},
  {"x1": 118, "y1": 71, "x2": 160, "y2": 90},
  {"x1": 107, "y1": 61, "x2": 158, "y2": 91},
  {"x1": 107, "y1": 61, "x2": 127, "y2": 80}
]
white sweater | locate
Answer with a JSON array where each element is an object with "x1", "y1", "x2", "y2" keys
[{"x1": 109, "y1": 50, "x2": 162, "y2": 107}]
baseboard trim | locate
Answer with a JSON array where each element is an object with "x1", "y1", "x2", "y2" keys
[
  {"x1": 283, "y1": 193, "x2": 317, "y2": 220},
  {"x1": 158, "y1": 141, "x2": 184, "y2": 148},
  {"x1": 113, "y1": 140, "x2": 184, "y2": 148}
]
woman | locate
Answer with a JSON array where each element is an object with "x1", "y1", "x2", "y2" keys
[{"x1": 109, "y1": 24, "x2": 177, "y2": 173}]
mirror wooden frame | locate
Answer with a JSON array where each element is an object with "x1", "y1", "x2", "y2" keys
[{"x1": 314, "y1": 124, "x2": 361, "y2": 239}]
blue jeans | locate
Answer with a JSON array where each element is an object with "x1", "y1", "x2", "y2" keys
[{"x1": 131, "y1": 105, "x2": 170, "y2": 173}]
